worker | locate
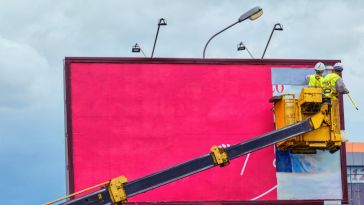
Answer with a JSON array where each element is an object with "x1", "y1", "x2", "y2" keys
[
  {"x1": 322, "y1": 62, "x2": 349, "y2": 99},
  {"x1": 306, "y1": 62, "x2": 325, "y2": 88}
]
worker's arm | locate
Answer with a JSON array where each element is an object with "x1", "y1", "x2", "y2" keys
[
  {"x1": 336, "y1": 78, "x2": 349, "y2": 94},
  {"x1": 305, "y1": 74, "x2": 310, "y2": 85}
]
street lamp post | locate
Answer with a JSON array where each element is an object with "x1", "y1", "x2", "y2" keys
[
  {"x1": 237, "y1": 42, "x2": 254, "y2": 58},
  {"x1": 202, "y1": 6, "x2": 263, "y2": 58},
  {"x1": 261, "y1": 23, "x2": 283, "y2": 59},
  {"x1": 151, "y1": 18, "x2": 167, "y2": 58},
  {"x1": 132, "y1": 43, "x2": 146, "y2": 57}
]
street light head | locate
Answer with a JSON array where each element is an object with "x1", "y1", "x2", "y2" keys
[
  {"x1": 132, "y1": 43, "x2": 141, "y2": 53},
  {"x1": 274, "y1": 23, "x2": 283, "y2": 31},
  {"x1": 237, "y1": 42, "x2": 246, "y2": 51},
  {"x1": 158, "y1": 18, "x2": 167, "y2": 26},
  {"x1": 248, "y1": 8, "x2": 263, "y2": 21},
  {"x1": 238, "y1": 6, "x2": 263, "y2": 22}
]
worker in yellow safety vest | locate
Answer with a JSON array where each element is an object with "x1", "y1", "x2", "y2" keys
[
  {"x1": 306, "y1": 62, "x2": 325, "y2": 88},
  {"x1": 322, "y1": 62, "x2": 349, "y2": 98}
]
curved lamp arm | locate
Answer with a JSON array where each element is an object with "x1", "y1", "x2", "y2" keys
[{"x1": 203, "y1": 6, "x2": 263, "y2": 58}]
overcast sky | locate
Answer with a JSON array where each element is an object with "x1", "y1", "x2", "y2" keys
[{"x1": 0, "y1": 0, "x2": 363, "y2": 204}]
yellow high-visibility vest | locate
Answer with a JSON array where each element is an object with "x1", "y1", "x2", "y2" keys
[
  {"x1": 322, "y1": 73, "x2": 341, "y2": 98},
  {"x1": 308, "y1": 74, "x2": 323, "y2": 88}
]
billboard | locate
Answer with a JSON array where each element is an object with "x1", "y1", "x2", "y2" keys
[{"x1": 64, "y1": 58, "x2": 347, "y2": 203}]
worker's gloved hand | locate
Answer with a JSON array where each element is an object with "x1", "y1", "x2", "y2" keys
[
  {"x1": 341, "y1": 130, "x2": 348, "y2": 142},
  {"x1": 218, "y1": 144, "x2": 231, "y2": 149}
]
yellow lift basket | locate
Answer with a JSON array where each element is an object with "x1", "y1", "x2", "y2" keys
[{"x1": 271, "y1": 88, "x2": 342, "y2": 153}]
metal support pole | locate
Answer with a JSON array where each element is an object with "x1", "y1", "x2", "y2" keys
[
  {"x1": 261, "y1": 27, "x2": 275, "y2": 59},
  {"x1": 261, "y1": 23, "x2": 283, "y2": 59},
  {"x1": 140, "y1": 49, "x2": 146, "y2": 57},
  {"x1": 203, "y1": 21, "x2": 239, "y2": 59},
  {"x1": 245, "y1": 47, "x2": 254, "y2": 58},
  {"x1": 151, "y1": 24, "x2": 161, "y2": 58}
]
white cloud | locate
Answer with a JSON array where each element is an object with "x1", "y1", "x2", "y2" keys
[{"x1": 0, "y1": 36, "x2": 51, "y2": 110}]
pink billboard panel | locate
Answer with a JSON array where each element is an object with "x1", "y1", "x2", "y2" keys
[{"x1": 65, "y1": 58, "x2": 345, "y2": 202}]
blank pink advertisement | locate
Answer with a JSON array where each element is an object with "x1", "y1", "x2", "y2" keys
[{"x1": 69, "y1": 63, "x2": 276, "y2": 201}]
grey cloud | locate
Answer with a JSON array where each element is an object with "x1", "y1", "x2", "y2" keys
[{"x1": 0, "y1": 36, "x2": 51, "y2": 110}]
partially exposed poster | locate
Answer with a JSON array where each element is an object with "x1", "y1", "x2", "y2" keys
[{"x1": 272, "y1": 67, "x2": 342, "y2": 199}]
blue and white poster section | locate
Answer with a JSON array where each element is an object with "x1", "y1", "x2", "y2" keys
[{"x1": 272, "y1": 67, "x2": 342, "y2": 200}]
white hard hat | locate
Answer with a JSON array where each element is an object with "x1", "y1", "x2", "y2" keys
[
  {"x1": 314, "y1": 62, "x2": 325, "y2": 71},
  {"x1": 334, "y1": 62, "x2": 343, "y2": 68},
  {"x1": 333, "y1": 62, "x2": 344, "y2": 71}
]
